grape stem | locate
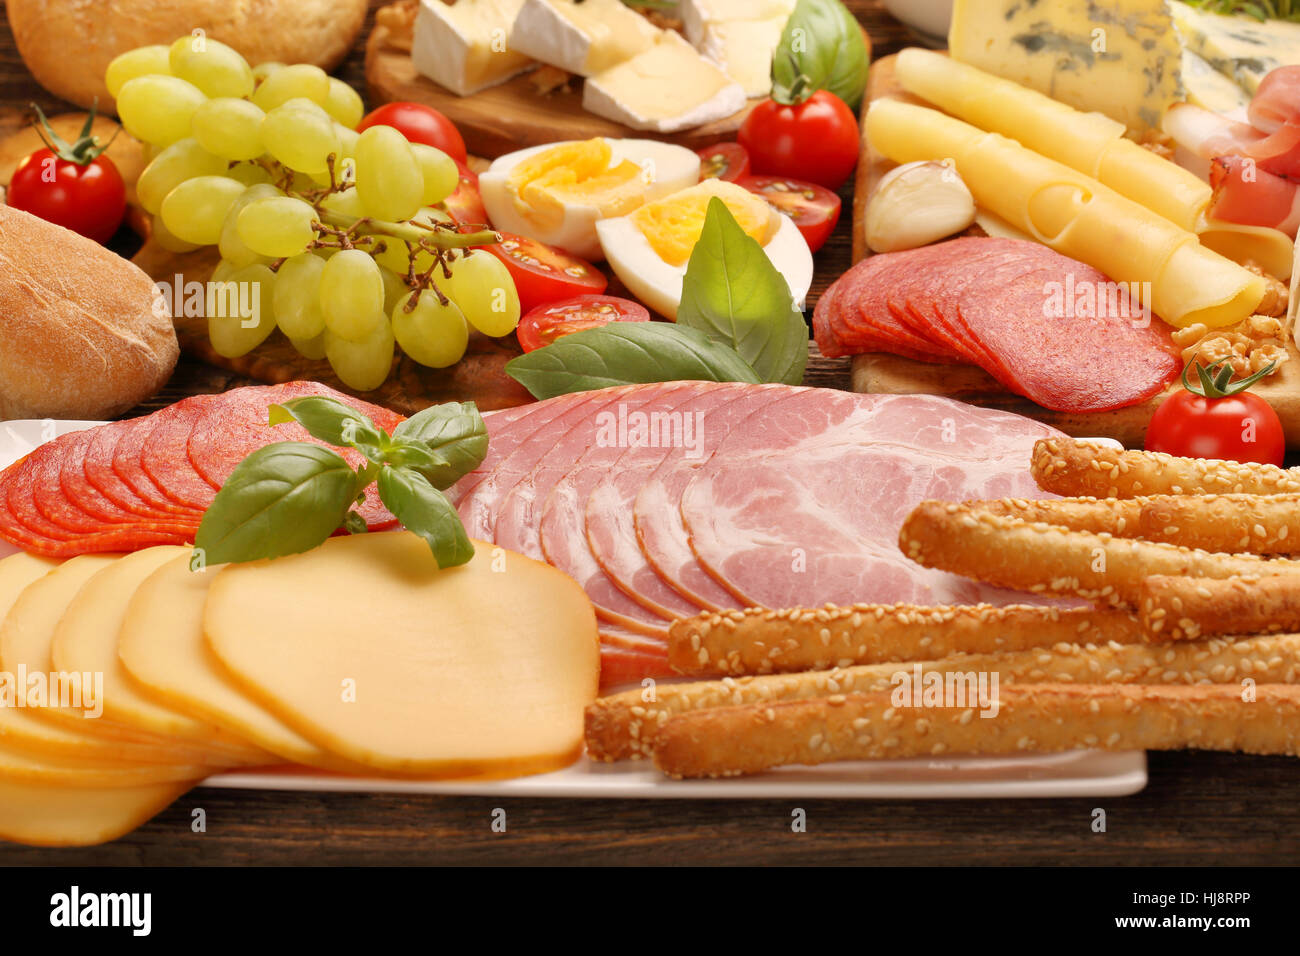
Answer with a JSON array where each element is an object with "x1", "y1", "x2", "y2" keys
[{"x1": 315, "y1": 208, "x2": 498, "y2": 249}]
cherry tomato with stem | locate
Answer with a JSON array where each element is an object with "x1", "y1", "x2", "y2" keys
[
  {"x1": 517, "y1": 295, "x2": 650, "y2": 352},
  {"x1": 1144, "y1": 357, "x2": 1285, "y2": 467},
  {"x1": 479, "y1": 232, "x2": 607, "y2": 313},
  {"x1": 356, "y1": 101, "x2": 468, "y2": 164},
  {"x1": 738, "y1": 84, "x2": 859, "y2": 191}
]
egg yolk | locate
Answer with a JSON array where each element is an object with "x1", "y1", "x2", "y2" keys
[
  {"x1": 506, "y1": 138, "x2": 647, "y2": 230},
  {"x1": 628, "y1": 179, "x2": 775, "y2": 267}
]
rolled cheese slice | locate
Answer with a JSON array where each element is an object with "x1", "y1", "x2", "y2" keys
[
  {"x1": 894, "y1": 49, "x2": 1294, "y2": 280},
  {"x1": 204, "y1": 532, "x2": 600, "y2": 778},
  {"x1": 866, "y1": 98, "x2": 1267, "y2": 328}
]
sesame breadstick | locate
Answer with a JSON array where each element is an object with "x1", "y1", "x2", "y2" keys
[
  {"x1": 651, "y1": 683, "x2": 1300, "y2": 778},
  {"x1": 585, "y1": 632, "x2": 1300, "y2": 761},
  {"x1": 1031, "y1": 437, "x2": 1300, "y2": 499},
  {"x1": 1141, "y1": 574, "x2": 1300, "y2": 642},
  {"x1": 971, "y1": 493, "x2": 1300, "y2": 556},
  {"x1": 668, "y1": 603, "x2": 1142, "y2": 677},
  {"x1": 898, "y1": 501, "x2": 1300, "y2": 607}
]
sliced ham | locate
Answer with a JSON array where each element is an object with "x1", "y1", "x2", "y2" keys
[{"x1": 1209, "y1": 155, "x2": 1300, "y2": 239}]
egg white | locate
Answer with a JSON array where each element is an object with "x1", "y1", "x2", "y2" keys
[
  {"x1": 595, "y1": 212, "x2": 814, "y2": 320},
  {"x1": 478, "y1": 139, "x2": 702, "y2": 260}
]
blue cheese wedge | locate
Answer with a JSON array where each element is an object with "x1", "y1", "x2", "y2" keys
[
  {"x1": 583, "y1": 31, "x2": 747, "y2": 133},
  {"x1": 1170, "y1": 0, "x2": 1300, "y2": 94},
  {"x1": 1181, "y1": 48, "x2": 1250, "y2": 117},
  {"x1": 949, "y1": 0, "x2": 1184, "y2": 133},
  {"x1": 509, "y1": 0, "x2": 660, "y2": 77},
  {"x1": 411, "y1": 0, "x2": 534, "y2": 97}
]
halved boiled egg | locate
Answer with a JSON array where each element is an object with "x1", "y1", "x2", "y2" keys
[
  {"x1": 595, "y1": 179, "x2": 814, "y2": 320},
  {"x1": 478, "y1": 138, "x2": 701, "y2": 260}
]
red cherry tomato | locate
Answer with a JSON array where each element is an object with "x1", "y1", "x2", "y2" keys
[
  {"x1": 443, "y1": 160, "x2": 489, "y2": 225},
  {"x1": 738, "y1": 90, "x2": 860, "y2": 191},
  {"x1": 8, "y1": 148, "x2": 126, "y2": 244},
  {"x1": 737, "y1": 175, "x2": 841, "y2": 253},
  {"x1": 696, "y1": 142, "x2": 751, "y2": 183},
  {"x1": 356, "y1": 102, "x2": 468, "y2": 164},
  {"x1": 1145, "y1": 390, "x2": 1285, "y2": 467},
  {"x1": 480, "y1": 232, "x2": 608, "y2": 312},
  {"x1": 517, "y1": 295, "x2": 651, "y2": 352}
]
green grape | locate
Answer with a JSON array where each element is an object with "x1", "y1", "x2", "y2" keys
[
  {"x1": 225, "y1": 162, "x2": 274, "y2": 187},
  {"x1": 210, "y1": 258, "x2": 237, "y2": 284},
  {"x1": 217, "y1": 184, "x2": 281, "y2": 267},
  {"x1": 207, "y1": 263, "x2": 277, "y2": 357},
  {"x1": 136, "y1": 138, "x2": 227, "y2": 214},
  {"x1": 334, "y1": 126, "x2": 360, "y2": 161},
  {"x1": 319, "y1": 249, "x2": 386, "y2": 341},
  {"x1": 323, "y1": 78, "x2": 364, "y2": 128},
  {"x1": 251, "y1": 63, "x2": 330, "y2": 112},
  {"x1": 289, "y1": 332, "x2": 327, "y2": 361},
  {"x1": 273, "y1": 253, "x2": 328, "y2": 339},
  {"x1": 391, "y1": 290, "x2": 470, "y2": 369},
  {"x1": 320, "y1": 186, "x2": 366, "y2": 219},
  {"x1": 372, "y1": 207, "x2": 448, "y2": 275},
  {"x1": 159, "y1": 175, "x2": 246, "y2": 245},
  {"x1": 261, "y1": 103, "x2": 340, "y2": 175},
  {"x1": 236, "y1": 196, "x2": 318, "y2": 258},
  {"x1": 378, "y1": 266, "x2": 410, "y2": 316},
  {"x1": 105, "y1": 45, "x2": 171, "y2": 98},
  {"x1": 324, "y1": 322, "x2": 394, "y2": 391},
  {"x1": 191, "y1": 97, "x2": 266, "y2": 161},
  {"x1": 116, "y1": 75, "x2": 207, "y2": 146},
  {"x1": 411, "y1": 144, "x2": 459, "y2": 206},
  {"x1": 354, "y1": 126, "x2": 422, "y2": 222},
  {"x1": 168, "y1": 34, "x2": 253, "y2": 99},
  {"x1": 151, "y1": 214, "x2": 200, "y2": 253},
  {"x1": 443, "y1": 249, "x2": 521, "y2": 337},
  {"x1": 252, "y1": 61, "x2": 285, "y2": 84}
]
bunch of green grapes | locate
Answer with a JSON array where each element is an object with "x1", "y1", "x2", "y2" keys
[{"x1": 109, "y1": 34, "x2": 521, "y2": 391}]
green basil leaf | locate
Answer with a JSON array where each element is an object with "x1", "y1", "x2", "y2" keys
[
  {"x1": 676, "y1": 197, "x2": 808, "y2": 386},
  {"x1": 376, "y1": 466, "x2": 475, "y2": 568},
  {"x1": 194, "y1": 442, "x2": 358, "y2": 565},
  {"x1": 504, "y1": 322, "x2": 760, "y2": 400},
  {"x1": 269, "y1": 397, "x2": 388, "y2": 461},
  {"x1": 772, "y1": 0, "x2": 870, "y2": 111},
  {"x1": 391, "y1": 401, "x2": 488, "y2": 489}
]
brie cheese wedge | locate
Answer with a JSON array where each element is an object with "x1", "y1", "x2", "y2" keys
[
  {"x1": 697, "y1": 15, "x2": 790, "y2": 98},
  {"x1": 583, "y1": 32, "x2": 746, "y2": 133},
  {"x1": 680, "y1": 0, "x2": 796, "y2": 46},
  {"x1": 411, "y1": 0, "x2": 534, "y2": 97},
  {"x1": 510, "y1": 0, "x2": 660, "y2": 77}
]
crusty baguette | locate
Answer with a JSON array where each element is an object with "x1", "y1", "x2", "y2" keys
[
  {"x1": 1140, "y1": 574, "x2": 1300, "y2": 641},
  {"x1": 898, "y1": 501, "x2": 1299, "y2": 606},
  {"x1": 668, "y1": 603, "x2": 1142, "y2": 676},
  {"x1": 971, "y1": 493, "x2": 1300, "y2": 556},
  {"x1": 0, "y1": 205, "x2": 178, "y2": 420},
  {"x1": 587, "y1": 632, "x2": 1300, "y2": 761},
  {"x1": 1032, "y1": 437, "x2": 1300, "y2": 498},
  {"x1": 652, "y1": 684, "x2": 1300, "y2": 778}
]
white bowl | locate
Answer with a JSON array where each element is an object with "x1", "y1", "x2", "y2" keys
[{"x1": 882, "y1": 0, "x2": 953, "y2": 47}]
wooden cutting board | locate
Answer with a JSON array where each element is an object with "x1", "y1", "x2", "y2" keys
[
  {"x1": 848, "y1": 54, "x2": 1300, "y2": 448},
  {"x1": 364, "y1": 6, "x2": 760, "y2": 159}
]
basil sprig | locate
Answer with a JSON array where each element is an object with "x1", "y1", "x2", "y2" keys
[
  {"x1": 772, "y1": 0, "x2": 870, "y2": 110},
  {"x1": 194, "y1": 397, "x2": 486, "y2": 568},
  {"x1": 677, "y1": 198, "x2": 808, "y2": 386}
]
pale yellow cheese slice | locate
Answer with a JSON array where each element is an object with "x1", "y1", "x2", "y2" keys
[
  {"x1": 204, "y1": 532, "x2": 600, "y2": 778},
  {"x1": 118, "y1": 555, "x2": 361, "y2": 772},
  {"x1": 866, "y1": 98, "x2": 1267, "y2": 328},
  {"x1": 0, "y1": 775, "x2": 194, "y2": 847},
  {"x1": 49, "y1": 546, "x2": 269, "y2": 764}
]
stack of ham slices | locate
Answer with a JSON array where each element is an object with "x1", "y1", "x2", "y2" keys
[
  {"x1": 0, "y1": 382, "x2": 402, "y2": 556},
  {"x1": 448, "y1": 382, "x2": 1066, "y2": 685},
  {"x1": 813, "y1": 237, "x2": 1180, "y2": 412}
]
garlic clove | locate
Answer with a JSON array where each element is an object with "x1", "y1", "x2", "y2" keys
[{"x1": 864, "y1": 160, "x2": 977, "y2": 254}]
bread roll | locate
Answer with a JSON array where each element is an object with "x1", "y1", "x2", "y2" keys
[
  {"x1": 0, "y1": 205, "x2": 178, "y2": 420},
  {"x1": 6, "y1": 0, "x2": 370, "y2": 111}
]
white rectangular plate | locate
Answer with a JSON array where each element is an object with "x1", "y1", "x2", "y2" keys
[{"x1": 0, "y1": 418, "x2": 1147, "y2": 799}]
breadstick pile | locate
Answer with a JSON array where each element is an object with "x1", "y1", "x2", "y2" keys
[{"x1": 586, "y1": 438, "x2": 1300, "y2": 779}]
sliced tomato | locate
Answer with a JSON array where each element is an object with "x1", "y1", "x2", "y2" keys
[
  {"x1": 737, "y1": 175, "x2": 841, "y2": 253},
  {"x1": 443, "y1": 160, "x2": 489, "y2": 226},
  {"x1": 696, "y1": 142, "x2": 751, "y2": 183},
  {"x1": 480, "y1": 232, "x2": 608, "y2": 312},
  {"x1": 517, "y1": 295, "x2": 651, "y2": 352}
]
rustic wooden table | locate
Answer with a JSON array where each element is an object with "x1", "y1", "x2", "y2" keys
[{"x1": 0, "y1": 0, "x2": 1296, "y2": 867}]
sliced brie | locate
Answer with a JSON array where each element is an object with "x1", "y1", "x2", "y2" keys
[
  {"x1": 411, "y1": 0, "x2": 534, "y2": 97},
  {"x1": 680, "y1": 0, "x2": 796, "y2": 47},
  {"x1": 510, "y1": 0, "x2": 660, "y2": 77},
  {"x1": 698, "y1": 15, "x2": 789, "y2": 98},
  {"x1": 583, "y1": 31, "x2": 746, "y2": 133}
]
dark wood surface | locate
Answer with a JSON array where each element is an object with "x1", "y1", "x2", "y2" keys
[{"x1": 1, "y1": 0, "x2": 1297, "y2": 867}]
